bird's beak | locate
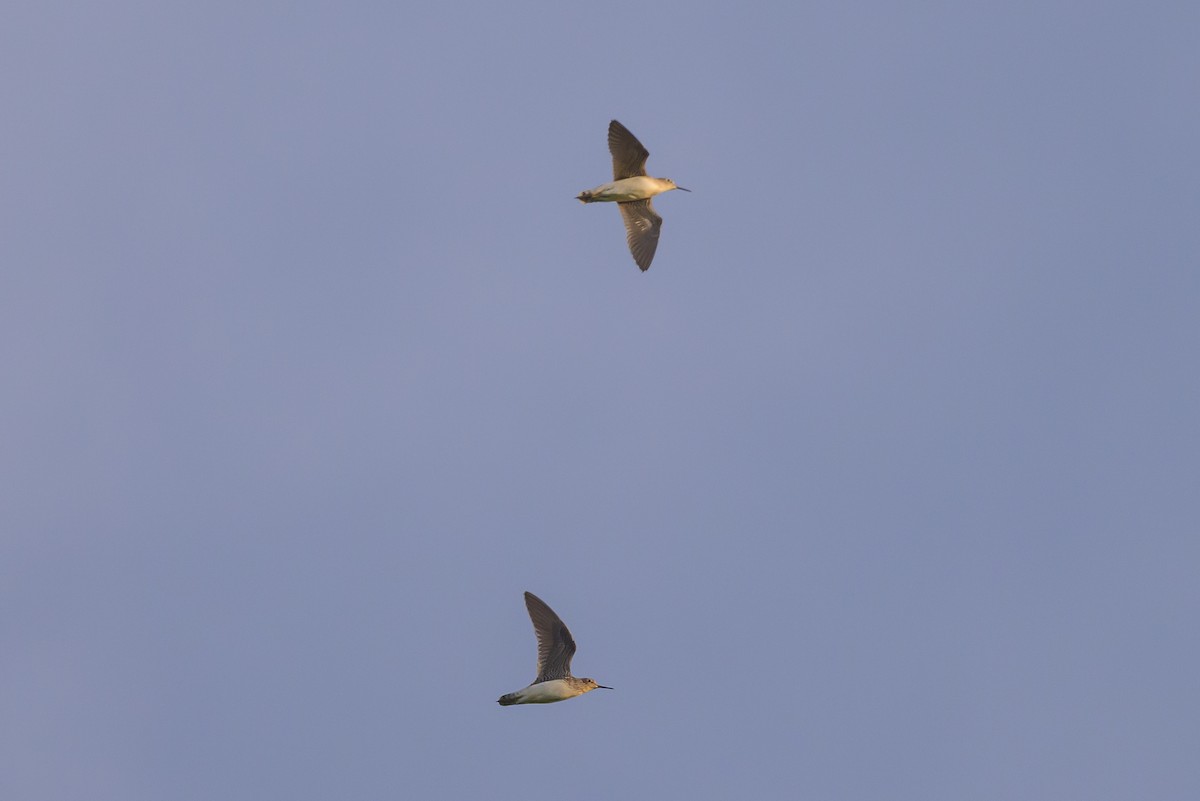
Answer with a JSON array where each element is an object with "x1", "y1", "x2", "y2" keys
[
  {"x1": 676, "y1": 186, "x2": 691, "y2": 192},
  {"x1": 597, "y1": 685, "x2": 614, "y2": 690}
]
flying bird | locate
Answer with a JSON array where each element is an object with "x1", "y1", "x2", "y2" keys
[
  {"x1": 577, "y1": 120, "x2": 690, "y2": 271},
  {"x1": 498, "y1": 591, "x2": 612, "y2": 705}
]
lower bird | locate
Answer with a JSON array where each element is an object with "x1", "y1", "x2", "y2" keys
[
  {"x1": 578, "y1": 119, "x2": 689, "y2": 272},
  {"x1": 498, "y1": 591, "x2": 612, "y2": 706}
]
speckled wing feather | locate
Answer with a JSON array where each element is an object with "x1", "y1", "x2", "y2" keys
[
  {"x1": 525, "y1": 591, "x2": 577, "y2": 682},
  {"x1": 609, "y1": 120, "x2": 650, "y2": 180},
  {"x1": 617, "y1": 199, "x2": 662, "y2": 271}
]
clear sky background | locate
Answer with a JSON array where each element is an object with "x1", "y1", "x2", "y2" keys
[{"x1": 3, "y1": 2, "x2": 1198, "y2": 799}]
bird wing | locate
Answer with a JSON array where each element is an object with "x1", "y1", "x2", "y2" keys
[
  {"x1": 618, "y1": 199, "x2": 662, "y2": 271},
  {"x1": 525, "y1": 591, "x2": 577, "y2": 682},
  {"x1": 609, "y1": 120, "x2": 650, "y2": 180}
]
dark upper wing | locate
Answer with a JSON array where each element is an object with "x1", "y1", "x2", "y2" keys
[
  {"x1": 617, "y1": 199, "x2": 662, "y2": 271},
  {"x1": 609, "y1": 120, "x2": 650, "y2": 180},
  {"x1": 525, "y1": 591, "x2": 577, "y2": 682}
]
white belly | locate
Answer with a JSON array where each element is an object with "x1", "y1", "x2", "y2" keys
[
  {"x1": 508, "y1": 679, "x2": 581, "y2": 704},
  {"x1": 583, "y1": 176, "x2": 669, "y2": 202}
]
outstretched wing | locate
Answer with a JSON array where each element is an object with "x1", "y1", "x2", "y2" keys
[
  {"x1": 609, "y1": 120, "x2": 650, "y2": 180},
  {"x1": 618, "y1": 199, "x2": 662, "y2": 271},
  {"x1": 525, "y1": 591, "x2": 577, "y2": 682}
]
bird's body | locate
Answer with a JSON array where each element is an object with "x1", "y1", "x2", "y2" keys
[
  {"x1": 578, "y1": 120, "x2": 689, "y2": 271},
  {"x1": 498, "y1": 591, "x2": 612, "y2": 706},
  {"x1": 498, "y1": 677, "x2": 600, "y2": 706},
  {"x1": 577, "y1": 176, "x2": 680, "y2": 204}
]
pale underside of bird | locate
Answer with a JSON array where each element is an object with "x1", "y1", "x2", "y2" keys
[
  {"x1": 497, "y1": 591, "x2": 612, "y2": 706},
  {"x1": 577, "y1": 119, "x2": 689, "y2": 272}
]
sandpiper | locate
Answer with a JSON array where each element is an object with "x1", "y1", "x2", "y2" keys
[
  {"x1": 577, "y1": 120, "x2": 690, "y2": 272},
  {"x1": 498, "y1": 591, "x2": 612, "y2": 706}
]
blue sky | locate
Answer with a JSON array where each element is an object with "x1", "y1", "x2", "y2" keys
[{"x1": 3, "y1": 2, "x2": 1198, "y2": 799}]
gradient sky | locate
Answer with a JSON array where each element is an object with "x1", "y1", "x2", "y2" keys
[{"x1": 3, "y1": 2, "x2": 1199, "y2": 799}]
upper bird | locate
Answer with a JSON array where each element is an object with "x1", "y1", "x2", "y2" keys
[
  {"x1": 577, "y1": 120, "x2": 690, "y2": 271},
  {"x1": 498, "y1": 591, "x2": 612, "y2": 706}
]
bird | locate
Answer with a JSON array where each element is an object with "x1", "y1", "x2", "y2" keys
[
  {"x1": 497, "y1": 591, "x2": 613, "y2": 705},
  {"x1": 577, "y1": 119, "x2": 690, "y2": 271}
]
